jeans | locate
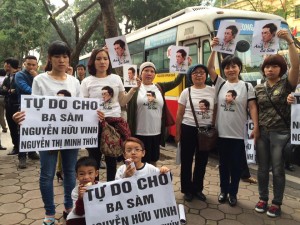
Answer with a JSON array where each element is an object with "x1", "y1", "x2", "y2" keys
[
  {"x1": 180, "y1": 124, "x2": 209, "y2": 194},
  {"x1": 256, "y1": 128, "x2": 288, "y2": 205},
  {"x1": 218, "y1": 137, "x2": 244, "y2": 197},
  {"x1": 39, "y1": 149, "x2": 78, "y2": 216}
]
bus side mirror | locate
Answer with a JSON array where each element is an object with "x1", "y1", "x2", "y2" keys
[{"x1": 236, "y1": 40, "x2": 250, "y2": 52}]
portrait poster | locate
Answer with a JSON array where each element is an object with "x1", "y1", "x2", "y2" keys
[
  {"x1": 169, "y1": 46, "x2": 189, "y2": 73},
  {"x1": 251, "y1": 20, "x2": 281, "y2": 55},
  {"x1": 105, "y1": 35, "x2": 132, "y2": 68},
  {"x1": 213, "y1": 21, "x2": 242, "y2": 54},
  {"x1": 19, "y1": 95, "x2": 100, "y2": 152},
  {"x1": 84, "y1": 172, "x2": 180, "y2": 225},
  {"x1": 123, "y1": 64, "x2": 138, "y2": 87}
]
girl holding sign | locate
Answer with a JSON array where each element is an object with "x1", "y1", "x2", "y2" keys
[
  {"x1": 254, "y1": 30, "x2": 299, "y2": 218},
  {"x1": 31, "y1": 41, "x2": 81, "y2": 225}
]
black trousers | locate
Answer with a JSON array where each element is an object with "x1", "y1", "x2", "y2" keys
[
  {"x1": 180, "y1": 123, "x2": 209, "y2": 194},
  {"x1": 5, "y1": 103, "x2": 19, "y2": 150}
]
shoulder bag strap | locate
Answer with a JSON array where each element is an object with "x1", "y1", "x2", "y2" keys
[
  {"x1": 264, "y1": 82, "x2": 289, "y2": 128},
  {"x1": 188, "y1": 87, "x2": 200, "y2": 129}
]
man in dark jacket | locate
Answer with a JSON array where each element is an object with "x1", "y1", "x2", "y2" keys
[{"x1": 0, "y1": 58, "x2": 20, "y2": 156}]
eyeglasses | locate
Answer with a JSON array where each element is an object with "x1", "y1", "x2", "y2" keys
[
  {"x1": 125, "y1": 148, "x2": 144, "y2": 153},
  {"x1": 192, "y1": 71, "x2": 206, "y2": 76}
]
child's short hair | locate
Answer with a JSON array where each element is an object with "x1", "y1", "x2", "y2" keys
[
  {"x1": 75, "y1": 157, "x2": 98, "y2": 172},
  {"x1": 123, "y1": 137, "x2": 145, "y2": 152}
]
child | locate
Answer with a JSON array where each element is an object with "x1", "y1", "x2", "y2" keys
[
  {"x1": 66, "y1": 157, "x2": 99, "y2": 225},
  {"x1": 115, "y1": 137, "x2": 169, "y2": 179}
]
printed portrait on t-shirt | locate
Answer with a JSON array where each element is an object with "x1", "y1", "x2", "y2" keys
[
  {"x1": 105, "y1": 35, "x2": 132, "y2": 68},
  {"x1": 221, "y1": 90, "x2": 237, "y2": 112},
  {"x1": 143, "y1": 91, "x2": 157, "y2": 109},
  {"x1": 197, "y1": 99, "x2": 211, "y2": 119},
  {"x1": 100, "y1": 86, "x2": 114, "y2": 110}
]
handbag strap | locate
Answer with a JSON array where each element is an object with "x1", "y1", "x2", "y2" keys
[
  {"x1": 264, "y1": 82, "x2": 289, "y2": 128},
  {"x1": 188, "y1": 87, "x2": 200, "y2": 129}
]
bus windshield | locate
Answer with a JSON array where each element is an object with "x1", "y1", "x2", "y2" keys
[{"x1": 214, "y1": 19, "x2": 290, "y2": 84}]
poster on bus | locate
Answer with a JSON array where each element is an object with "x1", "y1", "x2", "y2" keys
[
  {"x1": 105, "y1": 35, "x2": 132, "y2": 68},
  {"x1": 169, "y1": 45, "x2": 189, "y2": 73},
  {"x1": 251, "y1": 20, "x2": 281, "y2": 55},
  {"x1": 84, "y1": 172, "x2": 180, "y2": 225},
  {"x1": 213, "y1": 21, "x2": 242, "y2": 54},
  {"x1": 123, "y1": 64, "x2": 138, "y2": 87}
]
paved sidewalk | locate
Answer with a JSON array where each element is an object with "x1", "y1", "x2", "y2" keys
[{"x1": 0, "y1": 141, "x2": 300, "y2": 224}]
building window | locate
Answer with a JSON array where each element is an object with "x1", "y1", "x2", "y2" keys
[{"x1": 295, "y1": 5, "x2": 300, "y2": 19}]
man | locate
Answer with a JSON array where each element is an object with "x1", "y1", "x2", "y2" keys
[
  {"x1": 15, "y1": 55, "x2": 40, "y2": 169},
  {"x1": 0, "y1": 58, "x2": 20, "y2": 156},
  {"x1": 175, "y1": 49, "x2": 187, "y2": 71},
  {"x1": 127, "y1": 67, "x2": 136, "y2": 85},
  {"x1": 113, "y1": 39, "x2": 127, "y2": 64},
  {"x1": 223, "y1": 25, "x2": 238, "y2": 48},
  {"x1": 224, "y1": 90, "x2": 237, "y2": 111},
  {"x1": 261, "y1": 23, "x2": 277, "y2": 49},
  {"x1": 0, "y1": 69, "x2": 8, "y2": 133},
  {"x1": 76, "y1": 64, "x2": 86, "y2": 84}
]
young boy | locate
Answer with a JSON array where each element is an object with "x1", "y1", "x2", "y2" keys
[
  {"x1": 115, "y1": 137, "x2": 169, "y2": 179},
  {"x1": 66, "y1": 157, "x2": 99, "y2": 225}
]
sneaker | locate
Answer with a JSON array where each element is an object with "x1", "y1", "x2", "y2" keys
[
  {"x1": 228, "y1": 195, "x2": 237, "y2": 207},
  {"x1": 18, "y1": 158, "x2": 27, "y2": 169},
  {"x1": 184, "y1": 193, "x2": 193, "y2": 202},
  {"x1": 267, "y1": 205, "x2": 281, "y2": 218},
  {"x1": 28, "y1": 152, "x2": 40, "y2": 160},
  {"x1": 255, "y1": 200, "x2": 268, "y2": 213}
]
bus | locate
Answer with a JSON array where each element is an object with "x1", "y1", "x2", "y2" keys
[{"x1": 79, "y1": 6, "x2": 292, "y2": 137}]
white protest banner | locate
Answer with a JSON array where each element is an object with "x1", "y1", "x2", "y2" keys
[
  {"x1": 245, "y1": 119, "x2": 256, "y2": 164},
  {"x1": 291, "y1": 92, "x2": 300, "y2": 144},
  {"x1": 84, "y1": 172, "x2": 180, "y2": 225},
  {"x1": 20, "y1": 95, "x2": 100, "y2": 152}
]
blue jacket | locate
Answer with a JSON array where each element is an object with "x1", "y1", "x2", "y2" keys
[{"x1": 15, "y1": 69, "x2": 34, "y2": 102}]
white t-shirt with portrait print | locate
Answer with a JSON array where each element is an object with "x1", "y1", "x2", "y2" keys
[
  {"x1": 178, "y1": 86, "x2": 215, "y2": 127},
  {"x1": 135, "y1": 84, "x2": 164, "y2": 135},
  {"x1": 215, "y1": 76, "x2": 256, "y2": 139},
  {"x1": 80, "y1": 74, "x2": 125, "y2": 118}
]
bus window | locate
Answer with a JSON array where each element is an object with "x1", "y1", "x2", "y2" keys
[
  {"x1": 202, "y1": 40, "x2": 211, "y2": 66},
  {"x1": 163, "y1": 45, "x2": 171, "y2": 69},
  {"x1": 186, "y1": 43, "x2": 198, "y2": 65},
  {"x1": 147, "y1": 46, "x2": 166, "y2": 71},
  {"x1": 131, "y1": 52, "x2": 144, "y2": 66}
]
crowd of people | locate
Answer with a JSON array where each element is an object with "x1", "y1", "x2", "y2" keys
[{"x1": 0, "y1": 28, "x2": 299, "y2": 224}]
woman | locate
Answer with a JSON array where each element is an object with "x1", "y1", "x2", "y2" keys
[
  {"x1": 175, "y1": 64, "x2": 215, "y2": 202},
  {"x1": 254, "y1": 30, "x2": 299, "y2": 218},
  {"x1": 33, "y1": 41, "x2": 81, "y2": 225},
  {"x1": 127, "y1": 62, "x2": 185, "y2": 165},
  {"x1": 207, "y1": 40, "x2": 259, "y2": 207},
  {"x1": 81, "y1": 48, "x2": 139, "y2": 182}
]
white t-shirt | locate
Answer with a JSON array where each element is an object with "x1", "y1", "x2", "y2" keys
[
  {"x1": 135, "y1": 84, "x2": 164, "y2": 135},
  {"x1": 215, "y1": 77, "x2": 255, "y2": 139},
  {"x1": 80, "y1": 74, "x2": 125, "y2": 118},
  {"x1": 178, "y1": 86, "x2": 215, "y2": 127},
  {"x1": 115, "y1": 162, "x2": 159, "y2": 180},
  {"x1": 32, "y1": 72, "x2": 80, "y2": 97}
]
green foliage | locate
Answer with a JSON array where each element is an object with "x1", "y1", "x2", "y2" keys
[
  {"x1": 115, "y1": 0, "x2": 201, "y2": 33},
  {"x1": 0, "y1": 0, "x2": 49, "y2": 64}
]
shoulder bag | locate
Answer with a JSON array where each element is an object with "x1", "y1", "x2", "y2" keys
[
  {"x1": 100, "y1": 121, "x2": 123, "y2": 157},
  {"x1": 188, "y1": 87, "x2": 218, "y2": 151}
]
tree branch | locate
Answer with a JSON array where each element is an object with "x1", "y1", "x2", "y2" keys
[
  {"x1": 72, "y1": 0, "x2": 99, "y2": 44},
  {"x1": 41, "y1": 0, "x2": 70, "y2": 47}
]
